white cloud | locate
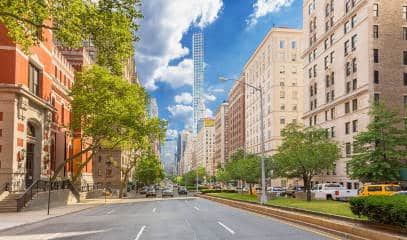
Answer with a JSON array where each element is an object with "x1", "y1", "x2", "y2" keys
[
  {"x1": 175, "y1": 92, "x2": 193, "y2": 105},
  {"x1": 208, "y1": 86, "x2": 225, "y2": 93},
  {"x1": 247, "y1": 0, "x2": 294, "y2": 27},
  {"x1": 166, "y1": 129, "x2": 179, "y2": 138},
  {"x1": 205, "y1": 108, "x2": 213, "y2": 118},
  {"x1": 167, "y1": 104, "x2": 193, "y2": 118},
  {"x1": 205, "y1": 94, "x2": 217, "y2": 102},
  {"x1": 135, "y1": 0, "x2": 224, "y2": 90}
]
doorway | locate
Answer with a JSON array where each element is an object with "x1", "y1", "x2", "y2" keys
[{"x1": 25, "y1": 142, "x2": 35, "y2": 187}]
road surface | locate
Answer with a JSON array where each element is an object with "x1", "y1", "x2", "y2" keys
[{"x1": 0, "y1": 198, "x2": 339, "y2": 240}]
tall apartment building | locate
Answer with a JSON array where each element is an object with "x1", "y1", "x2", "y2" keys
[
  {"x1": 193, "y1": 32, "x2": 206, "y2": 134},
  {"x1": 303, "y1": 0, "x2": 407, "y2": 189},
  {"x1": 214, "y1": 102, "x2": 229, "y2": 172},
  {"x1": 196, "y1": 118, "x2": 215, "y2": 176},
  {"x1": 178, "y1": 130, "x2": 192, "y2": 175},
  {"x1": 0, "y1": 23, "x2": 91, "y2": 190},
  {"x1": 228, "y1": 77, "x2": 246, "y2": 157},
  {"x1": 182, "y1": 135, "x2": 197, "y2": 173},
  {"x1": 244, "y1": 28, "x2": 304, "y2": 157}
]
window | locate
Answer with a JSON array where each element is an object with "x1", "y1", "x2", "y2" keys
[
  {"x1": 404, "y1": 73, "x2": 407, "y2": 85},
  {"x1": 313, "y1": 65, "x2": 317, "y2": 77},
  {"x1": 61, "y1": 104, "x2": 65, "y2": 125},
  {"x1": 374, "y1": 49, "x2": 379, "y2": 63},
  {"x1": 330, "y1": 34, "x2": 335, "y2": 45},
  {"x1": 324, "y1": 39, "x2": 329, "y2": 49},
  {"x1": 351, "y1": 15, "x2": 357, "y2": 27},
  {"x1": 331, "y1": 126, "x2": 335, "y2": 138},
  {"x1": 352, "y1": 120, "x2": 358, "y2": 132},
  {"x1": 331, "y1": 72, "x2": 335, "y2": 85},
  {"x1": 374, "y1": 70, "x2": 379, "y2": 84},
  {"x1": 346, "y1": 62, "x2": 351, "y2": 76},
  {"x1": 281, "y1": 105, "x2": 285, "y2": 111},
  {"x1": 345, "y1": 102, "x2": 350, "y2": 114},
  {"x1": 325, "y1": 111, "x2": 329, "y2": 121},
  {"x1": 346, "y1": 143, "x2": 352, "y2": 155},
  {"x1": 344, "y1": 40, "x2": 350, "y2": 55},
  {"x1": 373, "y1": 3, "x2": 378, "y2": 17},
  {"x1": 404, "y1": 51, "x2": 407, "y2": 65},
  {"x1": 280, "y1": 118, "x2": 286, "y2": 124},
  {"x1": 373, "y1": 25, "x2": 379, "y2": 38},
  {"x1": 324, "y1": 56, "x2": 329, "y2": 69},
  {"x1": 374, "y1": 93, "x2": 380, "y2": 103},
  {"x1": 28, "y1": 63, "x2": 40, "y2": 96},
  {"x1": 352, "y1": 99, "x2": 358, "y2": 111},
  {"x1": 351, "y1": 34, "x2": 357, "y2": 50},
  {"x1": 280, "y1": 91, "x2": 285, "y2": 98},
  {"x1": 346, "y1": 82, "x2": 351, "y2": 94},
  {"x1": 326, "y1": 92, "x2": 330, "y2": 103},
  {"x1": 352, "y1": 58, "x2": 357, "y2": 72},
  {"x1": 326, "y1": 75, "x2": 330, "y2": 87},
  {"x1": 331, "y1": 90, "x2": 335, "y2": 100},
  {"x1": 330, "y1": 108, "x2": 335, "y2": 119},
  {"x1": 279, "y1": 40, "x2": 285, "y2": 48},
  {"x1": 353, "y1": 79, "x2": 357, "y2": 90},
  {"x1": 403, "y1": 27, "x2": 407, "y2": 40},
  {"x1": 345, "y1": 122, "x2": 350, "y2": 134},
  {"x1": 330, "y1": 51, "x2": 335, "y2": 63},
  {"x1": 404, "y1": 96, "x2": 407, "y2": 107},
  {"x1": 404, "y1": 6, "x2": 407, "y2": 19},
  {"x1": 344, "y1": 21, "x2": 350, "y2": 33}
]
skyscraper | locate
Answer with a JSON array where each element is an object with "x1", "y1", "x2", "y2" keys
[
  {"x1": 193, "y1": 32, "x2": 205, "y2": 134},
  {"x1": 149, "y1": 98, "x2": 158, "y2": 118}
]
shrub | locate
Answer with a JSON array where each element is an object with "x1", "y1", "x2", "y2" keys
[
  {"x1": 186, "y1": 186, "x2": 208, "y2": 191},
  {"x1": 349, "y1": 195, "x2": 407, "y2": 228},
  {"x1": 201, "y1": 189, "x2": 238, "y2": 194}
]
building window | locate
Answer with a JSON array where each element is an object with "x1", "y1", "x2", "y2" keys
[
  {"x1": 346, "y1": 142, "x2": 352, "y2": 155},
  {"x1": 403, "y1": 6, "x2": 407, "y2": 19},
  {"x1": 404, "y1": 73, "x2": 407, "y2": 86},
  {"x1": 346, "y1": 82, "x2": 351, "y2": 94},
  {"x1": 280, "y1": 118, "x2": 286, "y2": 125},
  {"x1": 28, "y1": 63, "x2": 40, "y2": 96},
  {"x1": 344, "y1": 21, "x2": 350, "y2": 34},
  {"x1": 404, "y1": 96, "x2": 407, "y2": 107},
  {"x1": 352, "y1": 79, "x2": 357, "y2": 90},
  {"x1": 346, "y1": 62, "x2": 351, "y2": 76},
  {"x1": 280, "y1": 91, "x2": 285, "y2": 98},
  {"x1": 345, "y1": 122, "x2": 350, "y2": 134},
  {"x1": 352, "y1": 58, "x2": 357, "y2": 72},
  {"x1": 326, "y1": 92, "x2": 330, "y2": 103},
  {"x1": 61, "y1": 104, "x2": 65, "y2": 125},
  {"x1": 404, "y1": 51, "x2": 407, "y2": 65},
  {"x1": 291, "y1": 41, "x2": 297, "y2": 49},
  {"x1": 373, "y1": 3, "x2": 379, "y2": 17},
  {"x1": 344, "y1": 40, "x2": 350, "y2": 55},
  {"x1": 374, "y1": 93, "x2": 380, "y2": 103},
  {"x1": 331, "y1": 126, "x2": 335, "y2": 138},
  {"x1": 373, "y1": 25, "x2": 379, "y2": 38},
  {"x1": 351, "y1": 15, "x2": 357, "y2": 27},
  {"x1": 279, "y1": 40, "x2": 285, "y2": 48},
  {"x1": 403, "y1": 27, "x2": 407, "y2": 40},
  {"x1": 374, "y1": 70, "x2": 379, "y2": 84},
  {"x1": 352, "y1": 99, "x2": 358, "y2": 111},
  {"x1": 281, "y1": 105, "x2": 285, "y2": 111},
  {"x1": 374, "y1": 49, "x2": 379, "y2": 63},
  {"x1": 325, "y1": 111, "x2": 328, "y2": 121},
  {"x1": 330, "y1": 108, "x2": 335, "y2": 119},
  {"x1": 352, "y1": 120, "x2": 358, "y2": 132},
  {"x1": 345, "y1": 102, "x2": 350, "y2": 114},
  {"x1": 351, "y1": 34, "x2": 357, "y2": 50}
]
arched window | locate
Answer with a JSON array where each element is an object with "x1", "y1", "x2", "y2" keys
[{"x1": 27, "y1": 122, "x2": 36, "y2": 137}]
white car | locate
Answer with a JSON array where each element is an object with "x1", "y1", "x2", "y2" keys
[{"x1": 312, "y1": 183, "x2": 358, "y2": 201}]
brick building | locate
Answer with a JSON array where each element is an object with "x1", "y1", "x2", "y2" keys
[
  {"x1": 0, "y1": 23, "x2": 93, "y2": 191},
  {"x1": 227, "y1": 76, "x2": 245, "y2": 157}
]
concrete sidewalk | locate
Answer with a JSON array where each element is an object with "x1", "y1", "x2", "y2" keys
[{"x1": 0, "y1": 196, "x2": 197, "y2": 232}]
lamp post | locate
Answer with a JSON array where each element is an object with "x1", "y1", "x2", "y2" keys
[{"x1": 219, "y1": 76, "x2": 268, "y2": 205}]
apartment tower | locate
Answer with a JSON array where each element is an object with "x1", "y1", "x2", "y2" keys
[
  {"x1": 303, "y1": 0, "x2": 407, "y2": 189},
  {"x1": 214, "y1": 102, "x2": 229, "y2": 172}
]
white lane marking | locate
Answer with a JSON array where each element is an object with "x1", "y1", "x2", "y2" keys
[
  {"x1": 107, "y1": 209, "x2": 115, "y2": 215},
  {"x1": 217, "y1": 221, "x2": 235, "y2": 235},
  {"x1": 134, "y1": 225, "x2": 146, "y2": 240},
  {"x1": 194, "y1": 206, "x2": 200, "y2": 211},
  {"x1": 152, "y1": 207, "x2": 156, "y2": 212}
]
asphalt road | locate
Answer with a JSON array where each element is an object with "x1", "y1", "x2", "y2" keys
[{"x1": 0, "y1": 198, "x2": 338, "y2": 240}]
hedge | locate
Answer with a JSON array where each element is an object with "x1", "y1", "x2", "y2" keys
[
  {"x1": 200, "y1": 189, "x2": 238, "y2": 194},
  {"x1": 349, "y1": 195, "x2": 407, "y2": 228},
  {"x1": 185, "y1": 186, "x2": 208, "y2": 191}
]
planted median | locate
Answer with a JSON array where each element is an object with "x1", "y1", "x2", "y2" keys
[{"x1": 207, "y1": 192, "x2": 360, "y2": 219}]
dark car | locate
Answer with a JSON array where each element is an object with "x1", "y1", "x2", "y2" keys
[
  {"x1": 284, "y1": 186, "x2": 305, "y2": 198},
  {"x1": 146, "y1": 187, "x2": 156, "y2": 197},
  {"x1": 178, "y1": 186, "x2": 188, "y2": 195},
  {"x1": 162, "y1": 187, "x2": 174, "y2": 197},
  {"x1": 139, "y1": 186, "x2": 148, "y2": 194}
]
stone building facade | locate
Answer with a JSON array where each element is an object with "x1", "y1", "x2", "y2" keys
[
  {"x1": 227, "y1": 77, "x2": 245, "y2": 157},
  {"x1": 302, "y1": 0, "x2": 407, "y2": 189},
  {"x1": 214, "y1": 102, "x2": 229, "y2": 172}
]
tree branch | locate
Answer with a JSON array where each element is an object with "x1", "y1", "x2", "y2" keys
[{"x1": 0, "y1": 12, "x2": 59, "y2": 30}]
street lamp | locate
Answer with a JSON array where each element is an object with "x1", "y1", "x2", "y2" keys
[{"x1": 218, "y1": 76, "x2": 268, "y2": 205}]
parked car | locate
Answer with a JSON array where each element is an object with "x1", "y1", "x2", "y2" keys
[
  {"x1": 162, "y1": 187, "x2": 174, "y2": 197},
  {"x1": 394, "y1": 191, "x2": 407, "y2": 195},
  {"x1": 146, "y1": 187, "x2": 156, "y2": 197},
  {"x1": 139, "y1": 186, "x2": 148, "y2": 194},
  {"x1": 358, "y1": 184, "x2": 401, "y2": 196},
  {"x1": 284, "y1": 186, "x2": 304, "y2": 198},
  {"x1": 312, "y1": 183, "x2": 358, "y2": 201},
  {"x1": 267, "y1": 187, "x2": 285, "y2": 196},
  {"x1": 178, "y1": 186, "x2": 188, "y2": 195}
]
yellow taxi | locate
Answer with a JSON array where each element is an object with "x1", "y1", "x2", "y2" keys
[{"x1": 358, "y1": 184, "x2": 401, "y2": 196}]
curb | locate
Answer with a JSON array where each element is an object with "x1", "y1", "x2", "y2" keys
[
  {"x1": 0, "y1": 203, "x2": 103, "y2": 233},
  {"x1": 199, "y1": 194, "x2": 407, "y2": 240}
]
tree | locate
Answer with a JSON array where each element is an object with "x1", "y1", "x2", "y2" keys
[
  {"x1": 0, "y1": 0, "x2": 142, "y2": 75},
  {"x1": 52, "y1": 65, "x2": 166, "y2": 186},
  {"x1": 349, "y1": 103, "x2": 407, "y2": 183},
  {"x1": 133, "y1": 153, "x2": 165, "y2": 187},
  {"x1": 182, "y1": 167, "x2": 206, "y2": 186},
  {"x1": 273, "y1": 123, "x2": 340, "y2": 201}
]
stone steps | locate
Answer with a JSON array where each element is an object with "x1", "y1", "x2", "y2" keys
[{"x1": 0, "y1": 193, "x2": 22, "y2": 212}]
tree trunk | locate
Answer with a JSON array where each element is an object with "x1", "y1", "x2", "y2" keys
[
  {"x1": 119, "y1": 167, "x2": 132, "y2": 198},
  {"x1": 303, "y1": 176, "x2": 312, "y2": 201},
  {"x1": 249, "y1": 183, "x2": 253, "y2": 195}
]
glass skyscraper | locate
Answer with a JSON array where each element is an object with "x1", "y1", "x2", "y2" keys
[{"x1": 193, "y1": 32, "x2": 205, "y2": 134}]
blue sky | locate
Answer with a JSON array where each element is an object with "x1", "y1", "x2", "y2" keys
[{"x1": 135, "y1": 0, "x2": 303, "y2": 138}]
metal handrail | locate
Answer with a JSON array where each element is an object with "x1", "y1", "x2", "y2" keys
[{"x1": 16, "y1": 179, "x2": 80, "y2": 212}]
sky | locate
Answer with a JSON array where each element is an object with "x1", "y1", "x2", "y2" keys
[{"x1": 134, "y1": 0, "x2": 303, "y2": 138}]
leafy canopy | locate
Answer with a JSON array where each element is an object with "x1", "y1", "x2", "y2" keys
[
  {"x1": 0, "y1": 0, "x2": 142, "y2": 75},
  {"x1": 349, "y1": 103, "x2": 407, "y2": 183}
]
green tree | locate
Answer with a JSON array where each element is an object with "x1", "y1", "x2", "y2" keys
[
  {"x1": 273, "y1": 123, "x2": 340, "y2": 201},
  {"x1": 134, "y1": 153, "x2": 165, "y2": 186},
  {"x1": 182, "y1": 167, "x2": 206, "y2": 187},
  {"x1": 52, "y1": 65, "x2": 166, "y2": 185},
  {"x1": 0, "y1": 0, "x2": 142, "y2": 75},
  {"x1": 349, "y1": 103, "x2": 407, "y2": 183}
]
